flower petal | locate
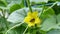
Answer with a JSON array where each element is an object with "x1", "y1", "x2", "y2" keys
[
  {"x1": 32, "y1": 11, "x2": 38, "y2": 18},
  {"x1": 28, "y1": 22, "x2": 35, "y2": 27},
  {"x1": 24, "y1": 16, "x2": 32, "y2": 23},
  {"x1": 35, "y1": 17, "x2": 41, "y2": 24},
  {"x1": 27, "y1": 11, "x2": 32, "y2": 16},
  {"x1": 24, "y1": 11, "x2": 41, "y2": 27}
]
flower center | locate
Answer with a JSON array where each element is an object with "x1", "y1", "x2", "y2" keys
[{"x1": 30, "y1": 18, "x2": 35, "y2": 23}]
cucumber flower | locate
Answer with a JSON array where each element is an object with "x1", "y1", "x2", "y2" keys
[{"x1": 24, "y1": 11, "x2": 41, "y2": 27}]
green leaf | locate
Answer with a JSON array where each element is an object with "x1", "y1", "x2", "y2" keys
[
  {"x1": 53, "y1": 14, "x2": 60, "y2": 29},
  {"x1": 53, "y1": 24, "x2": 60, "y2": 29},
  {"x1": 7, "y1": 30, "x2": 16, "y2": 34},
  {"x1": 7, "y1": 0, "x2": 24, "y2": 13},
  {"x1": 50, "y1": 14, "x2": 60, "y2": 29},
  {"x1": 0, "y1": 0, "x2": 7, "y2": 7},
  {"x1": 57, "y1": 14, "x2": 60, "y2": 24},
  {"x1": 7, "y1": 25, "x2": 26, "y2": 34},
  {"x1": 6, "y1": 0, "x2": 22, "y2": 4},
  {"x1": 30, "y1": 0, "x2": 48, "y2": 3},
  {"x1": 30, "y1": 0, "x2": 48, "y2": 5},
  {"x1": 0, "y1": 17, "x2": 9, "y2": 34},
  {"x1": 41, "y1": 16, "x2": 56, "y2": 31},
  {"x1": 6, "y1": 0, "x2": 24, "y2": 7},
  {"x1": 40, "y1": 7, "x2": 55, "y2": 20},
  {"x1": 49, "y1": 0, "x2": 60, "y2": 1},
  {"x1": 49, "y1": 0, "x2": 56, "y2": 1},
  {"x1": 52, "y1": 5, "x2": 60, "y2": 15},
  {"x1": 9, "y1": 4, "x2": 21, "y2": 13},
  {"x1": 47, "y1": 29, "x2": 60, "y2": 34},
  {"x1": 7, "y1": 8, "x2": 42, "y2": 23}
]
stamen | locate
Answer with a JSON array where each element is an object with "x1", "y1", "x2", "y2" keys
[{"x1": 30, "y1": 18, "x2": 35, "y2": 23}]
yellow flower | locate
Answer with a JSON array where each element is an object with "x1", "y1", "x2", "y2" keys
[{"x1": 24, "y1": 11, "x2": 41, "y2": 27}]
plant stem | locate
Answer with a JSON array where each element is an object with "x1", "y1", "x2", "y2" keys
[
  {"x1": 2, "y1": 9, "x2": 9, "y2": 29},
  {"x1": 43, "y1": 1, "x2": 58, "y2": 13},
  {"x1": 4, "y1": 18, "x2": 9, "y2": 29},
  {"x1": 23, "y1": 26, "x2": 28, "y2": 34},
  {"x1": 26, "y1": 0, "x2": 32, "y2": 12},
  {"x1": 39, "y1": 4, "x2": 45, "y2": 16}
]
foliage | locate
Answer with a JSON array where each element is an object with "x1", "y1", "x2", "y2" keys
[{"x1": 0, "y1": 0, "x2": 60, "y2": 34}]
